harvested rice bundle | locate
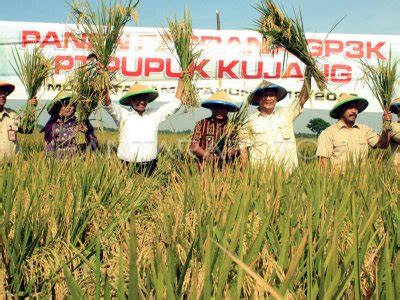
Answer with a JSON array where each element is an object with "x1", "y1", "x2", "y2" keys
[
  {"x1": 161, "y1": 10, "x2": 202, "y2": 107},
  {"x1": 10, "y1": 46, "x2": 53, "y2": 132},
  {"x1": 67, "y1": 65, "x2": 103, "y2": 132},
  {"x1": 359, "y1": 50, "x2": 399, "y2": 132},
  {"x1": 68, "y1": 0, "x2": 139, "y2": 127},
  {"x1": 255, "y1": 0, "x2": 327, "y2": 91}
]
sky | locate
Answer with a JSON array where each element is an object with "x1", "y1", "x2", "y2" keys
[
  {"x1": 1, "y1": 0, "x2": 400, "y2": 35},
  {"x1": 1, "y1": 0, "x2": 400, "y2": 132}
]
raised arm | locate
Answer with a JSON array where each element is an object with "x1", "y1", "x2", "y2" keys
[
  {"x1": 102, "y1": 91, "x2": 126, "y2": 125},
  {"x1": 298, "y1": 66, "x2": 312, "y2": 108},
  {"x1": 156, "y1": 79, "x2": 183, "y2": 123}
]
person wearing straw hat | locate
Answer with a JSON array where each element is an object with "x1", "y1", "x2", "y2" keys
[
  {"x1": 389, "y1": 98, "x2": 400, "y2": 171},
  {"x1": 190, "y1": 91, "x2": 242, "y2": 167},
  {"x1": 317, "y1": 94, "x2": 392, "y2": 169},
  {"x1": 42, "y1": 91, "x2": 98, "y2": 159},
  {"x1": 0, "y1": 81, "x2": 38, "y2": 160},
  {"x1": 242, "y1": 76, "x2": 311, "y2": 171},
  {"x1": 102, "y1": 79, "x2": 183, "y2": 175}
]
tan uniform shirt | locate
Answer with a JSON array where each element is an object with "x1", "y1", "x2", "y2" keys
[
  {"x1": 242, "y1": 99, "x2": 303, "y2": 171},
  {"x1": 0, "y1": 108, "x2": 20, "y2": 160},
  {"x1": 317, "y1": 120, "x2": 380, "y2": 168},
  {"x1": 390, "y1": 122, "x2": 400, "y2": 166}
]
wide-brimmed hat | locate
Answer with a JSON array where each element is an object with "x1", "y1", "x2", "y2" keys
[
  {"x1": 201, "y1": 91, "x2": 240, "y2": 112},
  {"x1": 119, "y1": 83, "x2": 159, "y2": 106},
  {"x1": 248, "y1": 80, "x2": 287, "y2": 106},
  {"x1": 46, "y1": 91, "x2": 73, "y2": 116},
  {"x1": 389, "y1": 98, "x2": 400, "y2": 113},
  {"x1": 329, "y1": 94, "x2": 369, "y2": 119},
  {"x1": 0, "y1": 82, "x2": 15, "y2": 96}
]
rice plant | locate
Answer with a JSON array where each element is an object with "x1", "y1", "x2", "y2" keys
[
  {"x1": 1, "y1": 132, "x2": 399, "y2": 298},
  {"x1": 161, "y1": 9, "x2": 203, "y2": 107},
  {"x1": 254, "y1": 0, "x2": 327, "y2": 91},
  {"x1": 67, "y1": 0, "x2": 139, "y2": 128},
  {"x1": 359, "y1": 50, "x2": 400, "y2": 132},
  {"x1": 10, "y1": 46, "x2": 54, "y2": 133}
]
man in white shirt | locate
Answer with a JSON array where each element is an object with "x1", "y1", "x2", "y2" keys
[
  {"x1": 103, "y1": 79, "x2": 183, "y2": 175},
  {"x1": 242, "y1": 71, "x2": 310, "y2": 171}
]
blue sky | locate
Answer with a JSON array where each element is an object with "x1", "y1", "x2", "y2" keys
[{"x1": 2, "y1": 0, "x2": 400, "y2": 35}]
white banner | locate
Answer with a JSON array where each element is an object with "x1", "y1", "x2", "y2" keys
[{"x1": 1, "y1": 20, "x2": 399, "y2": 112}]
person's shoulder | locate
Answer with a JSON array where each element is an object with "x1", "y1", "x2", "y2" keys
[
  {"x1": 392, "y1": 122, "x2": 400, "y2": 132},
  {"x1": 357, "y1": 123, "x2": 375, "y2": 132},
  {"x1": 5, "y1": 107, "x2": 17, "y2": 116},
  {"x1": 319, "y1": 123, "x2": 337, "y2": 137},
  {"x1": 196, "y1": 118, "x2": 210, "y2": 125},
  {"x1": 247, "y1": 111, "x2": 260, "y2": 121}
]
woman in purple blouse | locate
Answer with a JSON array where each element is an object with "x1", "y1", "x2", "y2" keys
[{"x1": 42, "y1": 92, "x2": 98, "y2": 158}]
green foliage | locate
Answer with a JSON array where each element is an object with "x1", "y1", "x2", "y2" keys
[
  {"x1": 359, "y1": 49, "x2": 400, "y2": 131},
  {"x1": 254, "y1": 0, "x2": 327, "y2": 91},
  {"x1": 1, "y1": 132, "x2": 399, "y2": 298},
  {"x1": 67, "y1": 0, "x2": 140, "y2": 127},
  {"x1": 307, "y1": 117, "x2": 330, "y2": 136},
  {"x1": 10, "y1": 46, "x2": 54, "y2": 133},
  {"x1": 161, "y1": 9, "x2": 202, "y2": 107}
]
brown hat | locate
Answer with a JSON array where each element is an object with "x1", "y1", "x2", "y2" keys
[
  {"x1": 0, "y1": 82, "x2": 15, "y2": 96},
  {"x1": 119, "y1": 82, "x2": 159, "y2": 106},
  {"x1": 389, "y1": 98, "x2": 400, "y2": 113},
  {"x1": 248, "y1": 81, "x2": 287, "y2": 106}
]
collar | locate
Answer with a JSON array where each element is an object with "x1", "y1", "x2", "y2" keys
[
  {"x1": 257, "y1": 108, "x2": 277, "y2": 118},
  {"x1": 336, "y1": 119, "x2": 360, "y2": 129},
  {"x1": 208, "y1": 116, "x2": 228, "y2": 126},
  {"x1": 0, "y1": 107, "x2": 12, "y2": 118},
  {"x1": 128, "y1": 107, "x2": 149, "y2": 116}
]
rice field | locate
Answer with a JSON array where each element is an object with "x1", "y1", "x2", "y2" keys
[{"x1": 1, "y1": 132, "x2": 399, "y2": 299}]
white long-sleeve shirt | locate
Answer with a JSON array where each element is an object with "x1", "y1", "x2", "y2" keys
[{"x1": 104, "y1": 98, "x2": 181, "y2": 162}]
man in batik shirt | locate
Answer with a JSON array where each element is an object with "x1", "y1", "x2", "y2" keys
[{"x1": 190, "y1": 91, "x2": 241, "y2": 167}]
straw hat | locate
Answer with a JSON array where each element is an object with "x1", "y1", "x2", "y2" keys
[
  {"x1": 329, "y1": 94, "x2": 369, "y2": 119},
  {"x1": 201, "y1": 91, "x2": 240, "y2": 112},
  {"x1": 248, "y1": 80, "x2": 287, "y2": 106},
  {"x1": 389, "y1": 98, "x2": 400, "y2": 113},
  {"x1": 46, "y1": 91, "x2": 73, "y2": 116},
  {"x1": 119, "y1": 83, "x2": 159, "y2": 106},
  {"x1": 0, "y1": 82, "x2": 15, "y2": 96}
]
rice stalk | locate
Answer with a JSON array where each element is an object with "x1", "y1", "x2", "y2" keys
[
  {"x1": 10, "y1": 46, "x2": 54, "y2": 133},
  {"x1": 254, "y1": 0, "x2": 327, "y2": 91},
  {"x1": 161, "y1": 9, "x2": 202, "y2": 107},
  {"x1": 359, "y1": 50, "x2": 400, "y2": 132},
  {"x1": 68, "y1": 0, "x2": 140, "y2": 129}
]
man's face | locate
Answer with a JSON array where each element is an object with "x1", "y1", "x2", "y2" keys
[
  {"x1": 211, "y1": 106, "x2": 229, "y2": 121},
  {"x1": 59, "y1": 105, "x2": 75, "y2": 118},
  {"x1": 258, "y1": 89, "x2": 278, "y2": 111},
  {"x1": 130, "y1": 95, "x2": 149, "y2": 113},
  {"x1": 340, "y1": 102, "x2": 359, "y2": 123},
  {"x1": 0, "y1": 90, "x2": 7, "y2": 107}
]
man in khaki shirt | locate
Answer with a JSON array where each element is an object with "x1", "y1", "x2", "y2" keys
[
  {"x1": 317, "y1": 94, "x2": 391, "y2": 168},
  {"x1": 389, "y1": 98, "x2": 400, "y2": 169},
  {"x1": 0, "y1": 82, "x2": 37, "y2": 160}
]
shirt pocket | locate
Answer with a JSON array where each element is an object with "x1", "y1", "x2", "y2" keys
[
  {"x1": 278, "y1": 124, "x2": 292, "y2": 140},
  {"x1": 333, "y1": 140, "x2": 348, "y2": 157}
]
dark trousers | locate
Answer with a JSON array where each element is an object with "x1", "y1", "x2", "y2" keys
[{"x1": 121, "y1": 159, "x2": 158, "y2": 176}]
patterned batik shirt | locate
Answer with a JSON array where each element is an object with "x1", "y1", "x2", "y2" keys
[
  {"x1": 43, "y1": 117, "x2": 98, "y2": 159},
  {"x1": 191, "y1": 117, "x2": 241, "y2": 163}
]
